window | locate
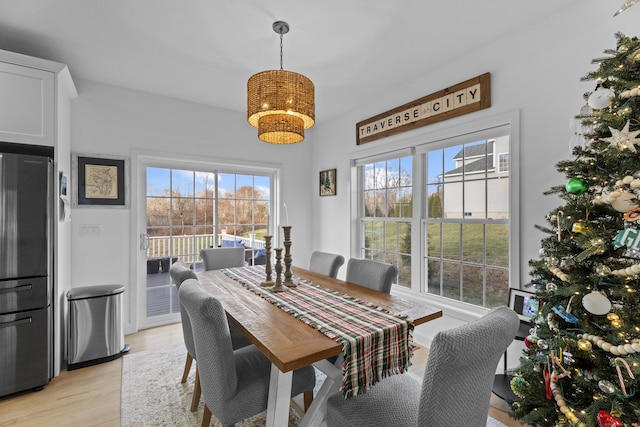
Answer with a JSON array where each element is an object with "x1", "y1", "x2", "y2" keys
[
  {"x1": 145, "y1": 167, "x2": 271, "y2": 319},
  {"x1": 425, "y1": 135, "x2": 510, "y2": 308},
  {"x1": 218, "y1": 173, "x2": 271, "y2": 261},
  {"x1": 498, "y1": 152, "x2": 509, "y2": 173},
  {"x1": 354, "y1": 122, "x2": 514, "y2": 309},
  {"x1": 360, "y1": 156, "x2": 413, "y2": 286}
]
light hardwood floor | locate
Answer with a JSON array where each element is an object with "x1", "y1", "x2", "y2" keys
[{"x1": 0, "y1": 323, "x2": 525, "y2": 426}]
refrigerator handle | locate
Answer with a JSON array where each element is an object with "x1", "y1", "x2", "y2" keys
[
  {"x1": 0, "y1": 317, "x2": 32, "y2": 329},
  {"x1": 140, "y1": 233, "x2": 149, "y2": 251},
  {"x1": 0, "y1": 284, "x2": 33, "y2": 294}
]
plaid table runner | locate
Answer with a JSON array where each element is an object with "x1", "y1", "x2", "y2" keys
[{"x1": 221, "y1": 266, "x2": 414, "y2": 398}]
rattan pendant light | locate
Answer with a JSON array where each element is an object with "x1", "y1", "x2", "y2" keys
[{"x1": 247, "y1": 21, "x2": 315, "y2": 144}]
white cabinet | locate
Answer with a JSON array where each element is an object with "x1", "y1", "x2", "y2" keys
[{"x1": 0, "y1": 61, "x2": 55, "y2": 146}]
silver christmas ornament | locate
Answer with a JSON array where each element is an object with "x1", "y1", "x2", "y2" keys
[
  {"x1": 563, "y1": 352, "x2": 574, "y2": 364},
  {"x1": 595, "y1": 265, "x2": 612, "y2": 276},
  {"x1": 598, "y1": 380, "x2": 615, "y2": 393}
]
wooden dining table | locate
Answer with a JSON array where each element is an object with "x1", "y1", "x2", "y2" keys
[{"x1": 197, "y1": 265, "x2": 442, "y2": 427}]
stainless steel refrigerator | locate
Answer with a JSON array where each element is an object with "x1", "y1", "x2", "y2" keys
[{"x1": 0, "y1": 144, "x2": 53, "y2": 398}]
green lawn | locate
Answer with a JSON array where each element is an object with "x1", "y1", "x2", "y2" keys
[
  {"x1": 366, "y1": 220, "x2": 510, "y2": 307},
  {"x1": 430, "y1": 222, "x2": 509, "y2": 307},
  {"x1": 428, "y1": 223, "x2": 508, "y2": 266}
]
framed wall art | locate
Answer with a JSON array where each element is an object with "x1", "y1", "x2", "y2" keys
[
  {"x1": 508, "y1": 288, "x2": 539, "y2": 323},
  {"x1": 72, "y1": 153, "x2": 129, "y2": 208},
  {"x1": 319, "y1": 168, "x2": 337, "y2": 197}
]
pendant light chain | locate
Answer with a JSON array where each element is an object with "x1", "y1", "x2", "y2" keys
[{"x1": 279, "y1": 32, "x2": 284, "y2": 70}]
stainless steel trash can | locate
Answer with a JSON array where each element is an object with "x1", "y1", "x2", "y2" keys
[{"x1": 67, "y1": 284, "x2": 130, "y2": 370}]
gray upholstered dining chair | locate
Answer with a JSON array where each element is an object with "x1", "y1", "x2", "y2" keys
[
  {"x1": 178, "y1": 278, "x2": 316, "y2": 427},
  {"x1": 169, "y1": 262, "x2": 199, "y2": 383},
  {"x1": 170, "y1": 262, "x2": 251, "y2": 412},
  {"x1": 345, "y1": 258, "x2": 397, "y2": 294},
  {"x1": 325, "y1": 306, "x2": 519, "y2": 427},
  {"x1": 170, "y1": 261, "x2": 198, "y2": 287},
  {"x1": 308, "y1": 251, "x2": 345, "y2": 278},
  {"x1": 200, "y1": 247, "x2": 245, "y2": 271}
]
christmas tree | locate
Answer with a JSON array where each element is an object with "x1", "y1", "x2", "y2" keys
[{"x1": 510, "y1": 33, "x2": 640, "y2": 427}]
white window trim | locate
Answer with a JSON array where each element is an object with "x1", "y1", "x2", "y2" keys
[{"x1": 349, "y1": 110, "x2": 520, "y2": 318}]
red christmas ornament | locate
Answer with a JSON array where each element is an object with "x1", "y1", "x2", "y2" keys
[
  {"x1": 597, "y1": 410, "x2": 622, "y2": 427},
  {"x1": 543, "y1": 368, "x2": 552, "y2": 399},
  {"x1": 524, "y1": 334, "x2": 538, "y2": 348}
]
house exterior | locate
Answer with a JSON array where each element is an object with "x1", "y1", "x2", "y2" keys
[{"x1": 440, "y1": 136, "x2": 510, "y2": 219}]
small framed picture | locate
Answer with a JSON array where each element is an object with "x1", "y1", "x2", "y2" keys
[
  {"x1": 319, "y1": 168, "x2": 337, "y2": 196},
  {"x1": 508, "y1": 288, "x2": 540, "y2": 323},
  {"x1": 72, "y1": 154, "x2": 129, "y2": 208}
]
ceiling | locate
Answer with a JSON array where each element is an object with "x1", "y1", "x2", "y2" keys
[{"x1": 0, "y1": 0, "x2": 583, "y2": 122}]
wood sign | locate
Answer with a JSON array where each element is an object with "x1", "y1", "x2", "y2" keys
[{"x1": 356, "y1": 73, "x2": 491, "y2": 145}]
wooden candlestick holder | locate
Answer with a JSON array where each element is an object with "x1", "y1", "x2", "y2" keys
[
  {"x1": 270, "y1": 247, "x2": 287, "y2": 292},
  {"x1": 260, "y1": 235, "x2": 274, "y2": 287},
  {"x1": 282, "y1": 226, "x2": 296, "y2": 287}
]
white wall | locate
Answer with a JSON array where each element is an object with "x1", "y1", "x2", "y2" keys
[
  {"x1": 309, "y1": 0, "x2": 639, "y2": 353},
  {"x1": 69, "y1": 79, "x2": 313, "y2": 333}
]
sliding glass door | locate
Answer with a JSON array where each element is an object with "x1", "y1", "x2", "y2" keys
[{"x1": 138, "y1": 160, "x2": 272, "y2": 329}]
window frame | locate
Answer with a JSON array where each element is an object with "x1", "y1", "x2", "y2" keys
[
  {"x1": 349, "y1": 111, "x2": 520, "y2": 314},
  {"x1": 420, "y1": 130, "x2": 511, "y2": 307},
  {"x1": 358, "y1": 154, "x2": 415, "y2": 286},
  {"x1": 134, "y1": 150, "x2": 281, "y2": 330},
  {"x1": 145, "y1": 168, "x2": 273, "y2": 264}
]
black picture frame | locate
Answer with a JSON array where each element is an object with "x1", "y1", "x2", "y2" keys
[
  {"x1": 508, "y1": 288, "x2": 539, "y2": 323},
  {"x1": 73, "y1": 154, "x2": 129, "y2": 208}
]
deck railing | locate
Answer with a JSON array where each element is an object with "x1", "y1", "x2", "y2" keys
[{"x1": 147, "y1": 232, "x2": 266, "y2": 263}]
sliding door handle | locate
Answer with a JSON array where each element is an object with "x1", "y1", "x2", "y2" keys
[{"x1": 140, "y1": 233, "x2": 149, "y2": 251}]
